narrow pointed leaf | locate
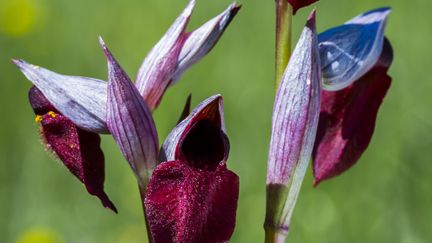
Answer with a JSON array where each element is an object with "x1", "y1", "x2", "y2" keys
[
  {"x1": 318, "y1": 7, "x2": 391, "y2": 90},
  {"x1": 313, "y1": 38, "x2": 393, "y2": 185},
  {"x1": 101, "y1": 38, "x2": 159, "y2": 184},
  {"x1": 14, "y1": 59, "x2": 108, "y2": 133},
  {"x1": 29, "y1": 86, "x2": 116, "y2": 212},
  {"x1": 146, "y1": 95, "x2": 238, "y2": 243},
  {"x1": 265, "y1": 11, "x2": 321, "y2": 235}
]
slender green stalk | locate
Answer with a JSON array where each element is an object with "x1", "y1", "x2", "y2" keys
[
  {"x1": 265, "y1": 228, "x2": 288, "y2": 243},
  {"x1": 138, "y1": 182, "x2": 154, "y2": 243},
  {"x1": 275, "y1": 0, "x2": 293, "y2": 89}
]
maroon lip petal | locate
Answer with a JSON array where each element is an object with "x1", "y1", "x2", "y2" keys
[
  {"x1": 288, "y1": 0, "x2": 318, "y2": 15},
  {"x1": 147, "y1": 95, "x2": 238, "y2": 242},
  {"x1": 312, "y1": 39, "x2": 393, "y2": 186},
  {"x1": 100, "y1": 38, "x2": 159, "y2": 183},
  {"x1": 29, "y1": 86, "x2": 117, "y2": 212},
  {"x1": 145, "y1": 160, "x2": 239, "y2": 243}
]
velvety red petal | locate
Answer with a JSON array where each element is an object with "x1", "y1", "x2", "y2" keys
[
  {"x1": 145, "y1": 160, "x2": 239, "y2": 243},
  {"x1": 288, "y1": 0, "x2": 318, "y2": 14},
  {"x1": 29, "y1": 86, "x2": 117, "y2": 212},
  {"x1": 312, "y1": 66, "x2": 391, "y2": 185}
]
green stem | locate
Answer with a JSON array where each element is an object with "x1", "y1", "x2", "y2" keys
[
  {"x1": 275, "y1": 0, "x2": 293, "y2": 89},
  {"x1": 265, "y1": 228, "x2": 288, "y2": 243},
  {"x1": 138, "y1": 182, "x2": 154, "y2": 243}
]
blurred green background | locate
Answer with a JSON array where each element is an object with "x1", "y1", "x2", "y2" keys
[{"x1": 0, "y1": 0, "x2": 430, "y2": 242}]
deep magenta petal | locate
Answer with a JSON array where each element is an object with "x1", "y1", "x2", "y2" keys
[
  {"x1": 312, "y1": 40, "x2": 393, "y2": 185},
  {"x1": 145, "y1": 160, "x2": 239, "y2": 243},
  {"x1": 288, "y1": 0, "x2": 318, "y2": 14},
  {"x1": 29, "y1": 86, "x2": 117, "y2": 212}
]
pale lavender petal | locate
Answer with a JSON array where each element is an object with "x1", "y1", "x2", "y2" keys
[
  {"x1": 265, "y1": 11, "x2": 321, "y2": 235},
  {"x1": 13, "y1": 59, "x2": 108, "y2": 133},
  {"x1": 171, "y1": 2, "x2": 241, "y2": 84},
  {"x1": 100, "y1": 37, "x2": 159, "y2": 183},
  {"x1": 135, "y1": 0, "x2": 194, "y2": 111},
  {"x1": 160, "y1": 95, "x2": 226, "y2": 163}
]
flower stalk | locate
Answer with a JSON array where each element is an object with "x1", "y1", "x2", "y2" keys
[{"x1": 275, "y1": 0, "x2": 293, "y2": 89}]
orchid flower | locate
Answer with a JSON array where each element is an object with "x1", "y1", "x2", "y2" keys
[
  {"x1": 100, "y1": 37, "x2": 239, "y2": 242},
  {"x1": 146, "y1": 95, "x2": 239, "y2": 243},
  {"x1": 265, "y1": 7, "x2": 393, "y2": 242},
  {"x1": 14, "y1": 0, "x2": 240, "y2": 211}
]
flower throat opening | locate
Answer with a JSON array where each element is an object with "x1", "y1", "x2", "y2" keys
[{"x1": 180, "y1": 119, "x2": 229, "y2": 171}]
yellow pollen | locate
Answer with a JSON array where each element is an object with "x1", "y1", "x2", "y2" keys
[
  {"x1": 34, "y1": 115, "x2": 42, "y2": 123},
  {"x1": 69, "y1": 144, "x2": 76, "y2": 149},
  {"x1": 48, "y1": 111, "x2": 57, "y2": 118}
]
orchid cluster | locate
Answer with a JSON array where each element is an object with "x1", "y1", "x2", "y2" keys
[
  {"x1": 13, "y1": 0, "x2": 393, "y2": 242},
  {"x1": 16, "y1": 1, "x2": 240, "y2": 242}
]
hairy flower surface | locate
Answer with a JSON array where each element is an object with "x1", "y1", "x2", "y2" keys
[
  {"x1": 146, "y1": 95, "x2": 239, "y2": 243},
  {"x1": 28, "y1": 86, "x2": 116, "y2": 212}
]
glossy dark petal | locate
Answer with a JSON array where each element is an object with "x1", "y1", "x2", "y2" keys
[
  {"x1": 312, "y1": 38, "x2": 393, "y2": 185},
  {"x1": 318, "y1": 8, "x2": 391, "y2": 90},
  {"x1": 265, "y1": 11, "x2": 320, "y2": 234},
  {"x1": 29, "y1": 86, "x2": 116, "y2": 212},
  {"x1": 14, "y1": 59, "x2": 108, "y2": 133},
  {"x1": 288, "y1": 0, "x2": 318, "y2": 15},
  {"x1": 101, "y1": 38, "x2": 159, "y2": 183},
  {"x1": 145, "y1": 160, "x2": 239, "y2": 243},
  {"x1": 160, "y1": 95, "x2": 226, "y2": 163}
]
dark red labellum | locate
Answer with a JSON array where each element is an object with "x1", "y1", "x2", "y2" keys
[
  {"x1": 312, "y1": 39, "x2": 393, "y2": 185},
  {"x1": 29, "y1": 86, "x2": 117, "y2": 212},
  {"x1": 146, "y1": 96, "x2": 238, "y2": 243}
]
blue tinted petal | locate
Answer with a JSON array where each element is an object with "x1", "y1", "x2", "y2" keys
[{"x1": 318, "y1": 7, "x2": 391, "y2": 91}]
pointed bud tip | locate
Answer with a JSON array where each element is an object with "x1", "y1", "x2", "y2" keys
[
  {"x1": 98, "y1": 36, "x2": 113, "y2": 62},
  {"x1": 306, "y1": 9, "x2": 317, "y2": 31},
  {"x1": 11, "y1": 58, "x2": 26, "y2": 68},
  {"x1": 231, "y1": 3, "x2": 242, "y2": 14}
]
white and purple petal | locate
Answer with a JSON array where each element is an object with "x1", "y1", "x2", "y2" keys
[
  {"x1": 171, "y1": 2, "x2": 241, "y2": 84},
  {"x1": 13, "y1": 59, "x2": 108, "y2": 133},
  {"x1": 318, "y1": 7, "x2": 391, "y2": 90},
  {"x1": 101, "y1": 38, "x2": 159, "y2": 184},
  {"x1": 135, "y1": 0, "x2": 194, "y2": 111}
]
